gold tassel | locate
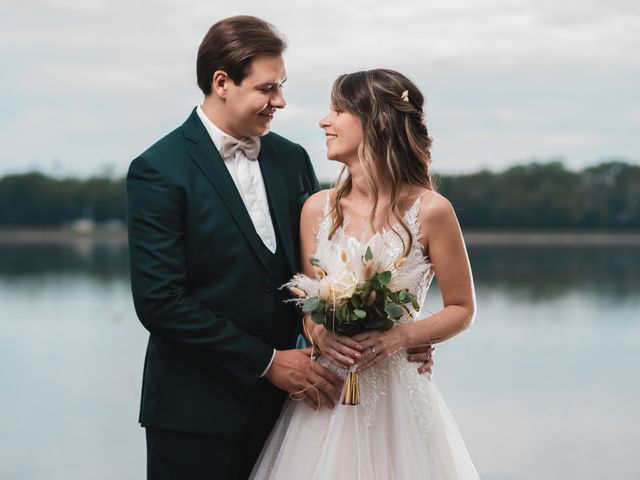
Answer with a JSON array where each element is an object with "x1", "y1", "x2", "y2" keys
[{"x1": 340, "y1": 365, "x2": 360, "y2": 405}]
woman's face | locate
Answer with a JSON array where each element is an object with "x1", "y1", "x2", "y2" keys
[{"x1": 319, "y1": 104, "x2": 363, "y2": 163}]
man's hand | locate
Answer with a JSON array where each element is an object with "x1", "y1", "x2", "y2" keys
[
  {"x1": 265, "y1": 348, "x2": 342, "y2": 409},
  {"x1": 407, "y1": 344, "x2": 435, "y2": 375}
]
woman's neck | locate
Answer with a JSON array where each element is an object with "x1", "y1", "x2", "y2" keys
[{"x1": 346, "y1": 160, "x2": 390, "y2": 204}]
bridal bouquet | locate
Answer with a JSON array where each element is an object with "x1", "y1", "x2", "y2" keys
[{"x1": 285, "y1": 233, "x2": 428, "y2": 405}]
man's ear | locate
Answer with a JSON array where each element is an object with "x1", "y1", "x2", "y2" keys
[{"x1": 211, "y1": 70, "x2": 230, "y2": 99}]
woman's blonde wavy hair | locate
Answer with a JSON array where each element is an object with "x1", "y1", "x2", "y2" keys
[{"x1": 328, "y1": 69, "x2": 434, "y2": 256}]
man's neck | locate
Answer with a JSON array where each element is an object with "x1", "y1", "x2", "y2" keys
[{"x1": 200, "y1": 98, "x2": 238, "y2": 139}]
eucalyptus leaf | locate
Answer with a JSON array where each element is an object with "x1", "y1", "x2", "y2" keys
[
  {"x1": 411, "y1": 297, "x2": 420, "y2": 310},
  {"x1": 400, "y1": 290, "x2": 413, "y2": 304},
  {"x1": 302, "y1": 296, "x2": 320, "y2": 313},
  {"x1": 378, "y1": 271, "x2": 392, "y2": 286},
  {"x1": 365, "y1": 246, "x2": 373, "y2": 262},
  {"x1": 384, "y1": 302, "x2": 404, "y2": 319},
  {"x1": 311, "y1": 310, "x2": 325, "y2": 324},
  {"x1": 354, "y1": 309, "x2": 367, "y2": 319},
  {"x1": 380, "y1": 317, "x2": 395, "y2": 331}
]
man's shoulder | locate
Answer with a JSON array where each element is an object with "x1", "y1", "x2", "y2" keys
[
  {"x1": 262, "y1": 131, "x2": 306, "y2": 156},
  {"x1": 138, "y1": 125, "x2": 188, "y2": 160}
]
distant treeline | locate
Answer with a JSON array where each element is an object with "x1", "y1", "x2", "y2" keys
[{"x1": 0, "y1": 160, "x2": 638, "y2": 229}]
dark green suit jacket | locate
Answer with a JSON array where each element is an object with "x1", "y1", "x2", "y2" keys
[{"x1": 126, "y1": 108, "x2": 319, "y2": 436}]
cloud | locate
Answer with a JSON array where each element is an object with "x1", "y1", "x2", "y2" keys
[{"x1": 1, "y1": 0, "x2": 639, "y2": 179}]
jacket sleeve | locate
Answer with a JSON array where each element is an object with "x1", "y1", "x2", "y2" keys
[{"x1": 126, "y1": 155, "x2": 273, "y2": 389}]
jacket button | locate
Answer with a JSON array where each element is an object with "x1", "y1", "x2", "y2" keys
[{"x1": 263, "y1": 282, "x2": 273, "y2": 293}]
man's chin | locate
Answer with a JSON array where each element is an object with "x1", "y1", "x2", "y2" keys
[{"x1": 258, "y1": 125, "x2": 271, "y2": 137}]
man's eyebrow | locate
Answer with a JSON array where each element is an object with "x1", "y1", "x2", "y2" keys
[{"x1": 257, "y1": 78, "x2": 288, "y2": 88}]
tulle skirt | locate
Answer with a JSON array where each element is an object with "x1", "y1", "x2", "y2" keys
[{"x1": 250, "y1": 352, "x2": 480, "y2": 479}]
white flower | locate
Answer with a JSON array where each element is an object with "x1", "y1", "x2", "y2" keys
[
  {"x1": 326, "y1": 270, "x2": 358, "y2": 300},
  {"x1": 364, "y1": 233, "x2": 397, "y2": 275}
]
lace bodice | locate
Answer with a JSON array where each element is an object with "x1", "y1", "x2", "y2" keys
[
  {"x1": 315, "y1": 190, "x2": 434, "y2": 319},
  {"x1": 312, "y1": 190, "x2": 436, "y2": 433}
]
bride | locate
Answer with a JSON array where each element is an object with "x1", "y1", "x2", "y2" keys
[{"x1": 251, "y1": 68, "x2": 480, "y2": 479}]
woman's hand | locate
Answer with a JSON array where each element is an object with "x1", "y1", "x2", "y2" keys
[
  {"x1": 307, "y1": 321, "x2": 364, "y2": 370},
  {"x1": 353, "y1": 325, "x2": 433, "y2": 373}
]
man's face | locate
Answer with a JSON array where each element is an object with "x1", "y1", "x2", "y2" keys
[{"x1": 223, "y1": 55, "x2": 287, "y2": 138}]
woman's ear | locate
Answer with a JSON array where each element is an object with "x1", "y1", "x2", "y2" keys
[{"x1": 377, "y1": 111, "x2": 388, "y2": 133}]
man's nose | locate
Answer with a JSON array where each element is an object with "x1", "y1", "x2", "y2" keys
[{"x1": 271, "y1": 89, "x2": 286, "y2": 109}]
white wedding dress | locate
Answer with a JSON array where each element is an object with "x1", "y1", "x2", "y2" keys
[{"x1": 250, "y1": 193, "x2": 480, "y2": 479}]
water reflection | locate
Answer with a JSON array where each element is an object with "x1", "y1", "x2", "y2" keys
[
  {"x1": 2, "y1": 242, "x2": 638, "y2": 300},
  {"x1": 1, "y1": 242, "x2": 639, "y2": 480},
  {"x1": 469, "y1": 245, "x2": 640, "y2": 300},
  {"x1": 0, "y1": 243, "x2": 129, "y2": 280}
]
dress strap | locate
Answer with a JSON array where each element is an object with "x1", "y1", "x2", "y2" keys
[
  {"x1": 316, "y1": 190, "x2": 333, "y2": 243},
  {"x1": 323, "y1": 190, "x2": 331, "y2": 216},
  {"x1": 404, "y1": 192, "x2": 427, "y2": 244}
]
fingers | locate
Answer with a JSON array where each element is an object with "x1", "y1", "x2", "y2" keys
[
  {"x1": 325, "y1": 350, "x2": 356, "y2": 370},
  {"x1": 311, "y1": 364, "x2": 341, "y2": 397},
  {"x1": 333, "y1": 335, "x2": 364, "y2": 352},
  {"x1": 406, "y1": 344, "x2": 433, "y2": 355},
  {"x1": 291, "y1": 387, "x2": 321, "y2": 409},
  {"x1": 328, "y1": 340, "x2": 362, "y2": 364},
  {"x1": 356, "y1": 351, "x2": 383, "y2": 373},
  {"x1": 356, "y1": 338, "x2": 378, "y2": 351},
  {"x1": 351, "y1": 331, "x2": 374, "y2": 343},
  {"x1": 292, "y1": 380, "x2": 335, "y2": 410},
  {"x1": 418, "y1": 357, "x2": 434, "y2": 375},
  {"x1": 298, "y1": 347, "x2": 314, "y2": 357},
  {"x1": 407, "y1": 350, "x2": 431, "y2": 363},
  {"x1": 405, "y1": 345, "x2": 434, "y2": 374},
  {"x1": 303, "y1": 378, "x2": 337, "y2": 409}
]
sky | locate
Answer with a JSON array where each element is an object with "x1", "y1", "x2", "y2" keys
[{"x1": 2, "y1": 0, "x2": 639, "y2": 182}]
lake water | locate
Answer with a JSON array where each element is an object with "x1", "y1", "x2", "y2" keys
[{"x1": 1, "y1": 240, "x2": 639, "y2": 479}]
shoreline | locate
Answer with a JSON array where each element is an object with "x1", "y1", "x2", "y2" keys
[{"x1": 1, "y1": 228, "x2": 640, "y2": 246}]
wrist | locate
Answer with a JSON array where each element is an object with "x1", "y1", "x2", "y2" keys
[
  {"x1": 397, "y1": 323, "x2": 413, "y2": 348},
  {"x1": 264, "y1": 349, "x2": 281, "y2": 382}
]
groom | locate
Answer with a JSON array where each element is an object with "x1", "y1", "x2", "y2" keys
[{"x1": 127, "y1": 15, "x2": 434, "y2": 480}]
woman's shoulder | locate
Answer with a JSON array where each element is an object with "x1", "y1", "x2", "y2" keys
[
  {"x1": 302, "y1": 189, "x2": 332, "y2": 218},
  {"x1": 417, "y1": 189, "x2": 456, "y2": 226}
]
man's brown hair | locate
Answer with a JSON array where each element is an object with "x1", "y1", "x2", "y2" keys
[{"x1": 197, "y1": 16, "x2": 287, "y2": 95}]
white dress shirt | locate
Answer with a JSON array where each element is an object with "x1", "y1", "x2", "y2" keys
[{"x1": 196, "y1": 105, "x2": 277, "y2": 376}]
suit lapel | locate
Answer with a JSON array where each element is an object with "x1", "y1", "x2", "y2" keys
[
  {"x1": 259, "y1": 139, "x2": 296, "y2": 273},
  {"x1": 183, "y1": 109, "x2": 272, "y2": 272}
]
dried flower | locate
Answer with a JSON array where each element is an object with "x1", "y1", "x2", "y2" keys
[
  {"x1": 288, "y1": 286, "x2": 306, "y2": 297},
  {"x1": 366, "y1": 290, "x2": 377, "y2": 306},
  {"x1": 363, "y1": 259, "x2": 374, "y2": 280},
  {"x1": 313, "y1": 265, "x2": 327, "y2": 278}
]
